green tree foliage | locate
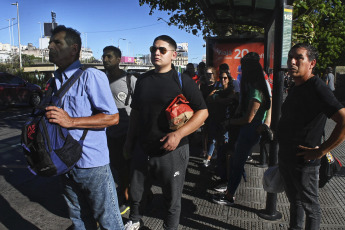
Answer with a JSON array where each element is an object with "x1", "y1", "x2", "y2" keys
[
  {"x1": 12, "y1": 54, "x2": 42, "y2": 67},
  {"x1": 292, "y1": 0, "x2": 345, "y2": 72},
  {"x1": 139, "y1": 0, "x2": 345, "y2": 72},
  {"x1": 138, "y1": 0, "x2": 263, "y2": 36}
]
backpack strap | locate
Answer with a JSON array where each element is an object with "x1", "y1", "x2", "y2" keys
[
  {"x1": 178, "y1": 72, "x2": 183, "y2": 88},
  {"x1": 55, "y1": 66, "x2": 89, "y2": 141},
  {"x1": 125, "y1": 73, "x2": 134, "y2": 106},
  {"x1": 55, "y1": 66, "x2": 88, "y2": 101}
]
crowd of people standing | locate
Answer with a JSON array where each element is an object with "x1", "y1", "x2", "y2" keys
[{"x1": 43, "y1": 24, "x2": 345, "y2": 230}]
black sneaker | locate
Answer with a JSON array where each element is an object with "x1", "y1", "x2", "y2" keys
[
  {"x1": 247, "y1": 156, "x2": 253, "y2": 162},
  {"x1": 214, "y1": 182, "x2": 227, "y2": 193},
  {"x1": 212, "y1": 194, "x2": 235, "y2": 206}
]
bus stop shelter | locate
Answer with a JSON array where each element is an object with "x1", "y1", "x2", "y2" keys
[{"x1": 196, "y1": 0, "x2": 294, "y2": 220}]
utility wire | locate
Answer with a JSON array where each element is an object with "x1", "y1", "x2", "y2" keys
[
  {"x1": 85, "y1": 22, "x2": 164, "y2": 33},
  {"x1": 0, "y1": 22, "x2": 18, "y2": 31}
]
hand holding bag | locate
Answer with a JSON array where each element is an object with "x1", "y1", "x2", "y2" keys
[{"x1": 165, "y1": 94, "x2": 194, "y2": 130}]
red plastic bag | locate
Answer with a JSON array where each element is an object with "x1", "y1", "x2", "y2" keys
[{"x1": 165, "y1": 94, "x2": 194, "y2": 130}]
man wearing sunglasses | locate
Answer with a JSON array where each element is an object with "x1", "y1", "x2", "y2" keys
[{"x1": 124, "y1": 35, "x2": 208, "y2": 230}]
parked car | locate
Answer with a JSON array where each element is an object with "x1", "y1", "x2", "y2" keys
[{"x1": 0, "y1": 72, "x2": 43, "y2": 107}]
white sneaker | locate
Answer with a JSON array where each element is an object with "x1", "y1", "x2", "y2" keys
[
  {"x1": 203, "y1": 160, "x2": 211, "y2": 167},
  {"x1": 124, "y1": 220, "x2": 140, "y2": 230}
]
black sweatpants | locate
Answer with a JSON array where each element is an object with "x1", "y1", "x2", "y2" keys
[{"x1": 129, "y1": 142, "x2": 189, "y2": 230}]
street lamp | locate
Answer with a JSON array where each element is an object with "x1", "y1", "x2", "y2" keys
[
  {"x1": 11, "y1": 18, "x2": 15, "y2": 54},
  {"x1": 38, "y1": 22, "x2": 43, "y2": 63},
  {"x1": 6, "y1": 19, "x2": 12, "y2": 54},
  {"x1": 118, "y1": 38, "x2": 126, "y2": 48},
  {"x1": 11, "y1": 2, "x2": 22, "y2": 69}
]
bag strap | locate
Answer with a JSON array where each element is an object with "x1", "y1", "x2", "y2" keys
[
  {"x1": 178, "y1": 72, "x2": 183, "y2": 88},
  {"x1": 125, "y1": 73, "x2": 133, "y2": 106},
  {"x1": 55, "y1": 66, "x2": 89, "y2": 141},
  {"x1": 55, "y1": 66, "x2": 87, "y2": 100}
]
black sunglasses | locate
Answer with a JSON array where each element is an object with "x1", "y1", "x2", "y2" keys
[{"x1": 150, "y1": 46, "x2": 175, "y2": 54}]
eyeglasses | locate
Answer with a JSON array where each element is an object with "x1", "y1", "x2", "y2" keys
[
  {"x1": 221, "y1": 77, "x2": 228, "y2": 80},
  {"x1": 206, "y1": 72, "x2": 213, "y2": 75},
  {"x1": 150, "y1": 46, "x2": 175, "y2": 54}
]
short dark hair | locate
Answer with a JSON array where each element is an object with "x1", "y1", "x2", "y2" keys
[
  {"x1": 187, "y1": 63, "x2": 194, "y2": 68},
  {"x1": 198, "y1": 62, "x2": 206, "y2": 68},
  {"x1": 290, "y1": 43, "x2": 318, "y2": 62},
  {"x1": 103, "y1": 46, "x2": 122, "y2": 58},
  {"x1": 51, "y1": 25, "x2": 82, "y2": 58},
  {"x1": 219, "y1": 63, "x2": 229, "y2": 72},
  {"x1": 153, "y1": 35, "x2": 177, "y2": 50}
]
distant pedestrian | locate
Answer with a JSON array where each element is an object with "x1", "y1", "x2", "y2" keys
[
  {"x1": 47, "y1": 25, "x2": 124, "y2": 229},
  {"x1": 102, "y1": 45, "x2": 137, "y2": 215},
  {"x1": 123, "y1": 35, "x2": 208, "y2": 230},
  {"x1": 325, "y1": 66, "x2": 335, "y2": 93},
  {"x1": 184, "y1": 62, "x2": 199, "y2": 84},
  {"x1": 277, "y1": 43, "x2": 345, "y2": 230}
]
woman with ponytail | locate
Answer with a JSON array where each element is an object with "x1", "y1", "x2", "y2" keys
[{"x1": 213, "y1": 52, "x2": 271, "y2": 206}]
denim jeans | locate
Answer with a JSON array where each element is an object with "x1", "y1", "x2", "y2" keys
[
  {"x1": 279, "y1": 147, "x2": 321, "y2": 230},
  {"x1": 206, "y1": 121, "x2": 217, "y2": 157},
  {"x1": 227, "y1": 121, "x2": 261, "y2": 195},
  {"x1": 207, "y1": 122, "x2": 228, "y2": 157},
  {"x1": 61, "y1": 164, "x2": 124, "y2": 230}
]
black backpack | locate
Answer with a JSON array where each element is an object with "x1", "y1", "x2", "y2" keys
[{"x1": 21, "y1": 67, "x2": 88, "y2": 177}]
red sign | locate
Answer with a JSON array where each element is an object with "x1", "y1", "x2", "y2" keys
[{"x1": 212, "y1": 42, "x2": 265, "y2": 79}]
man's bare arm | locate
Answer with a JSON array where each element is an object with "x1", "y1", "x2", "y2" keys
[
  {"x1": 297, "y1": 108, "x2": 345, "y2": 160},
  {"x1": 45, "y1": 105, "x2": 119, "y2": 129}
]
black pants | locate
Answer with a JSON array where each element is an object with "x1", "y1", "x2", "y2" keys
[
  {"x1": 129, "y1": 143, "x2": 189, "y2": 230},
  {"x1": 279, "y1": 145, "x2": 321, "y2": 230},
  {"x1": 107, "y1": 134, "x2": 130, "y2": 205}
]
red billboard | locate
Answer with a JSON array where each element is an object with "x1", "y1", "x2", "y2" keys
[{"x1": 206, "y1": 37, "x2": 265, "y2": 80}]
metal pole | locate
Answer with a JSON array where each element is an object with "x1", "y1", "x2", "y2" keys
[
  {"x1": 38, "y1": 22, "x2": 43, "y2": 63},
  {"x1": 12, "y1": 2, "x2": 22, "y2": 68},
  {"x1": 11, "y1": 18, "x2": 15, "y2": 55},
  {"x1": 258, "y1": 0, "x2": 285, "y2": 221},
  {"x1": 118, "y1": 38, "x2": 126, "y2": 48},
  {"x1": 6, "y1": 19, "x2": 12, "y2": 55}
]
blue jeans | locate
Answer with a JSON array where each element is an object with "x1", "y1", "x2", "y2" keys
[
  {"x1": 227, "y1": 121, "x2": 261, "y2": 195},
  {"x1": 61, "y1": 164, "x2": 124, "y2": 230},
  {"x1": 279, "y1": 146, "x2": 321, "y2": 230},
  {"x1": 207, "y1": 122, "x2": 228, "y2": 157}
]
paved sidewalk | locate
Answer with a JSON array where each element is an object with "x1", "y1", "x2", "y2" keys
[
  {"x1": 1, "y1": 118, "x2": 344, "y2": 230},
  {"x1": 122, "y1": 118, "x2": 345, "y2": 230}
]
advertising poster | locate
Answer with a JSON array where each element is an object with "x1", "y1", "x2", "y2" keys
[{"x1": 207, "y1": 37, "x2": 265, "y2": 80}]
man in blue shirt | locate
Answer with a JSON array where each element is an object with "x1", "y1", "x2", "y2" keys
[{"x1": 46, "y1": 25, "x2": 124, "y2": 229}]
